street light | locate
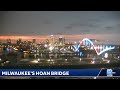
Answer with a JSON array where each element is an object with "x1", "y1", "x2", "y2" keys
[
  {"x1": 104, "y1": 53, "x2": 108, "y2": 58},
  {"x1": 38, "y1": 58, "x2": 40, "y2": 62},
  {"x1": 65, "y1": 59, "x2": 67, "y2": 61},
  {"x1": 44, "y1": 44, "x2": 47, "y2": 48},
  {"x1": 80, "y1": 58, "x2": 82, "y2": 61}
]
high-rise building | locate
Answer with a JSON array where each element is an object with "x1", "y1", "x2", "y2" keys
[
  {"x1": 17, "y1": 38, "x2": 22, "y2": 45},
  {"x1": 46, "y1": 39, "x2": 49, "y2": 45},
  {"x1": 58, "y1": 36, "x2": 65, "y2": 46},
  {"x1": 50, "y1": 35, "x2": 55, "y2": 46},
  {"x1": 7, "y1": 39, "x2": 11, "y2": 44},
  {"x1": 33, "y1": 39, "x2": 36, "y2": 44}
]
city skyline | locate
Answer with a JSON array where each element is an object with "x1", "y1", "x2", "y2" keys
[{"x1": 0, "y1": 34, "x2": 120, "y2": 45}]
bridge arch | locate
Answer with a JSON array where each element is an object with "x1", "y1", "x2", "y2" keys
[{"x1": 73, "y1": 38, "x2": 115, "y2": 55}]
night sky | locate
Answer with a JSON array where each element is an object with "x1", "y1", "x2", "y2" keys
[{"x1": 0, "y1": 11, "x2": 120, "y2": 43}]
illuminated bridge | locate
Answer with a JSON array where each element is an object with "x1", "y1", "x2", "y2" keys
[{"x1": 70, "y1": 38, "x2": 115, "y2": 56}]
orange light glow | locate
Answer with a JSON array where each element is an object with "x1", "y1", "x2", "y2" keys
[
  {"x1": 0, "y1": 34, "x2": 120, "y2": 43},
  {"x1": 0, "y1": 36, "x2": 49, "y2": 40}
]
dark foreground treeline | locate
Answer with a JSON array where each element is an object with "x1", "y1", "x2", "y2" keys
[{"x1": 0, "y1": 62, "x2": 120, "y2": 69}]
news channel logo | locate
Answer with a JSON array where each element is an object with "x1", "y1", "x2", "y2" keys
[{"x1": 106, "y1": 69, "x2": 116, "y2": 77}]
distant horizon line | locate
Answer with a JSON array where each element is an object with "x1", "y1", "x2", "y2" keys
[
  {"x1": 0, "y1": 34, "x2": 100, "y2": 41},
  {"x1": 0, "y1": 34, "x2": 120, "y2": 42}
]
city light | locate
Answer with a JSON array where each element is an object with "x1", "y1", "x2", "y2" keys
[
  {"x1": 44, "y1": 44, "x2": 47, "y2": 47},
  {"x1": 49, "y1": 46, "x2": 54, "y2": 51},
  {"x1": 38, "y1": 58, "x2": 40, "y2": 62},
  {"x1": 104, "y1": 53, "x2": 108, "y2": 58},
  {"x1": 91, "y1": 61, "x2": 95, "y2": 64},
  {"x1": 47, "y1": 59, "x2": 51, "y2": 62},
  {"x1": 107, "y1": 60, "x2": 110, "y2": 63},
  {"x1": 65, "y1": 59, "x2": 67, "y2": 61},
  {"x1": 80, "y1": 58, "x2": 82, "y2": 61},
  {"x1": 74, "y1": 41, "x2": 77, "y2": 44},
  {"x1": 51, "y1": 59, "x2": 54, "y2": 61},
  {"x1": 118, "y1": 56, "x2": 120, "y2": 59},
  {"x1": 47, "y1": 59, "x2": 54, "y2": 62},
  {"x1": 31, "y1": 60, "x2": 39, "y2": 63}
]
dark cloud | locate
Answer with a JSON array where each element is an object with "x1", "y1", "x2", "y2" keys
[
  {"x1": 104, "y1": 24, "x2": 120, "y2": 33},
  {"x1": 80, "y1": 29, "x2": 90, "y2": 32},
  {"x1": 66, "y1": 22, "x2": 99, "y2": 29},
  {"x1": 69, "y1": 22, "x2": 89, "y2": 27},
  {"x1": 116, "y1": 24, "x2": 120, "y2": 28},
  {"x1": 64, "y1": 26, "x2": 72, "y2": 29},
  {"x1": 0, "y1": 11, "x2": 120, "y2": 36},
  {"x1": 105, "y1": 26, "x2": 114, "y2": 30},
  {"x1": 42, "y1": 19, "x2": 53, "y2": 24},
  {"x1": 87, "y1": 23, "x2": 99, "y2": 28},
  {"x1": 80, "y1": 29, "x2": 91, "y2": 34},
  {"x1": 69, "y1": 22, "x2": 84, "y2": 27},
  {"x1": 88, "y1": 18, "x2": 101, "y2": 22}
]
